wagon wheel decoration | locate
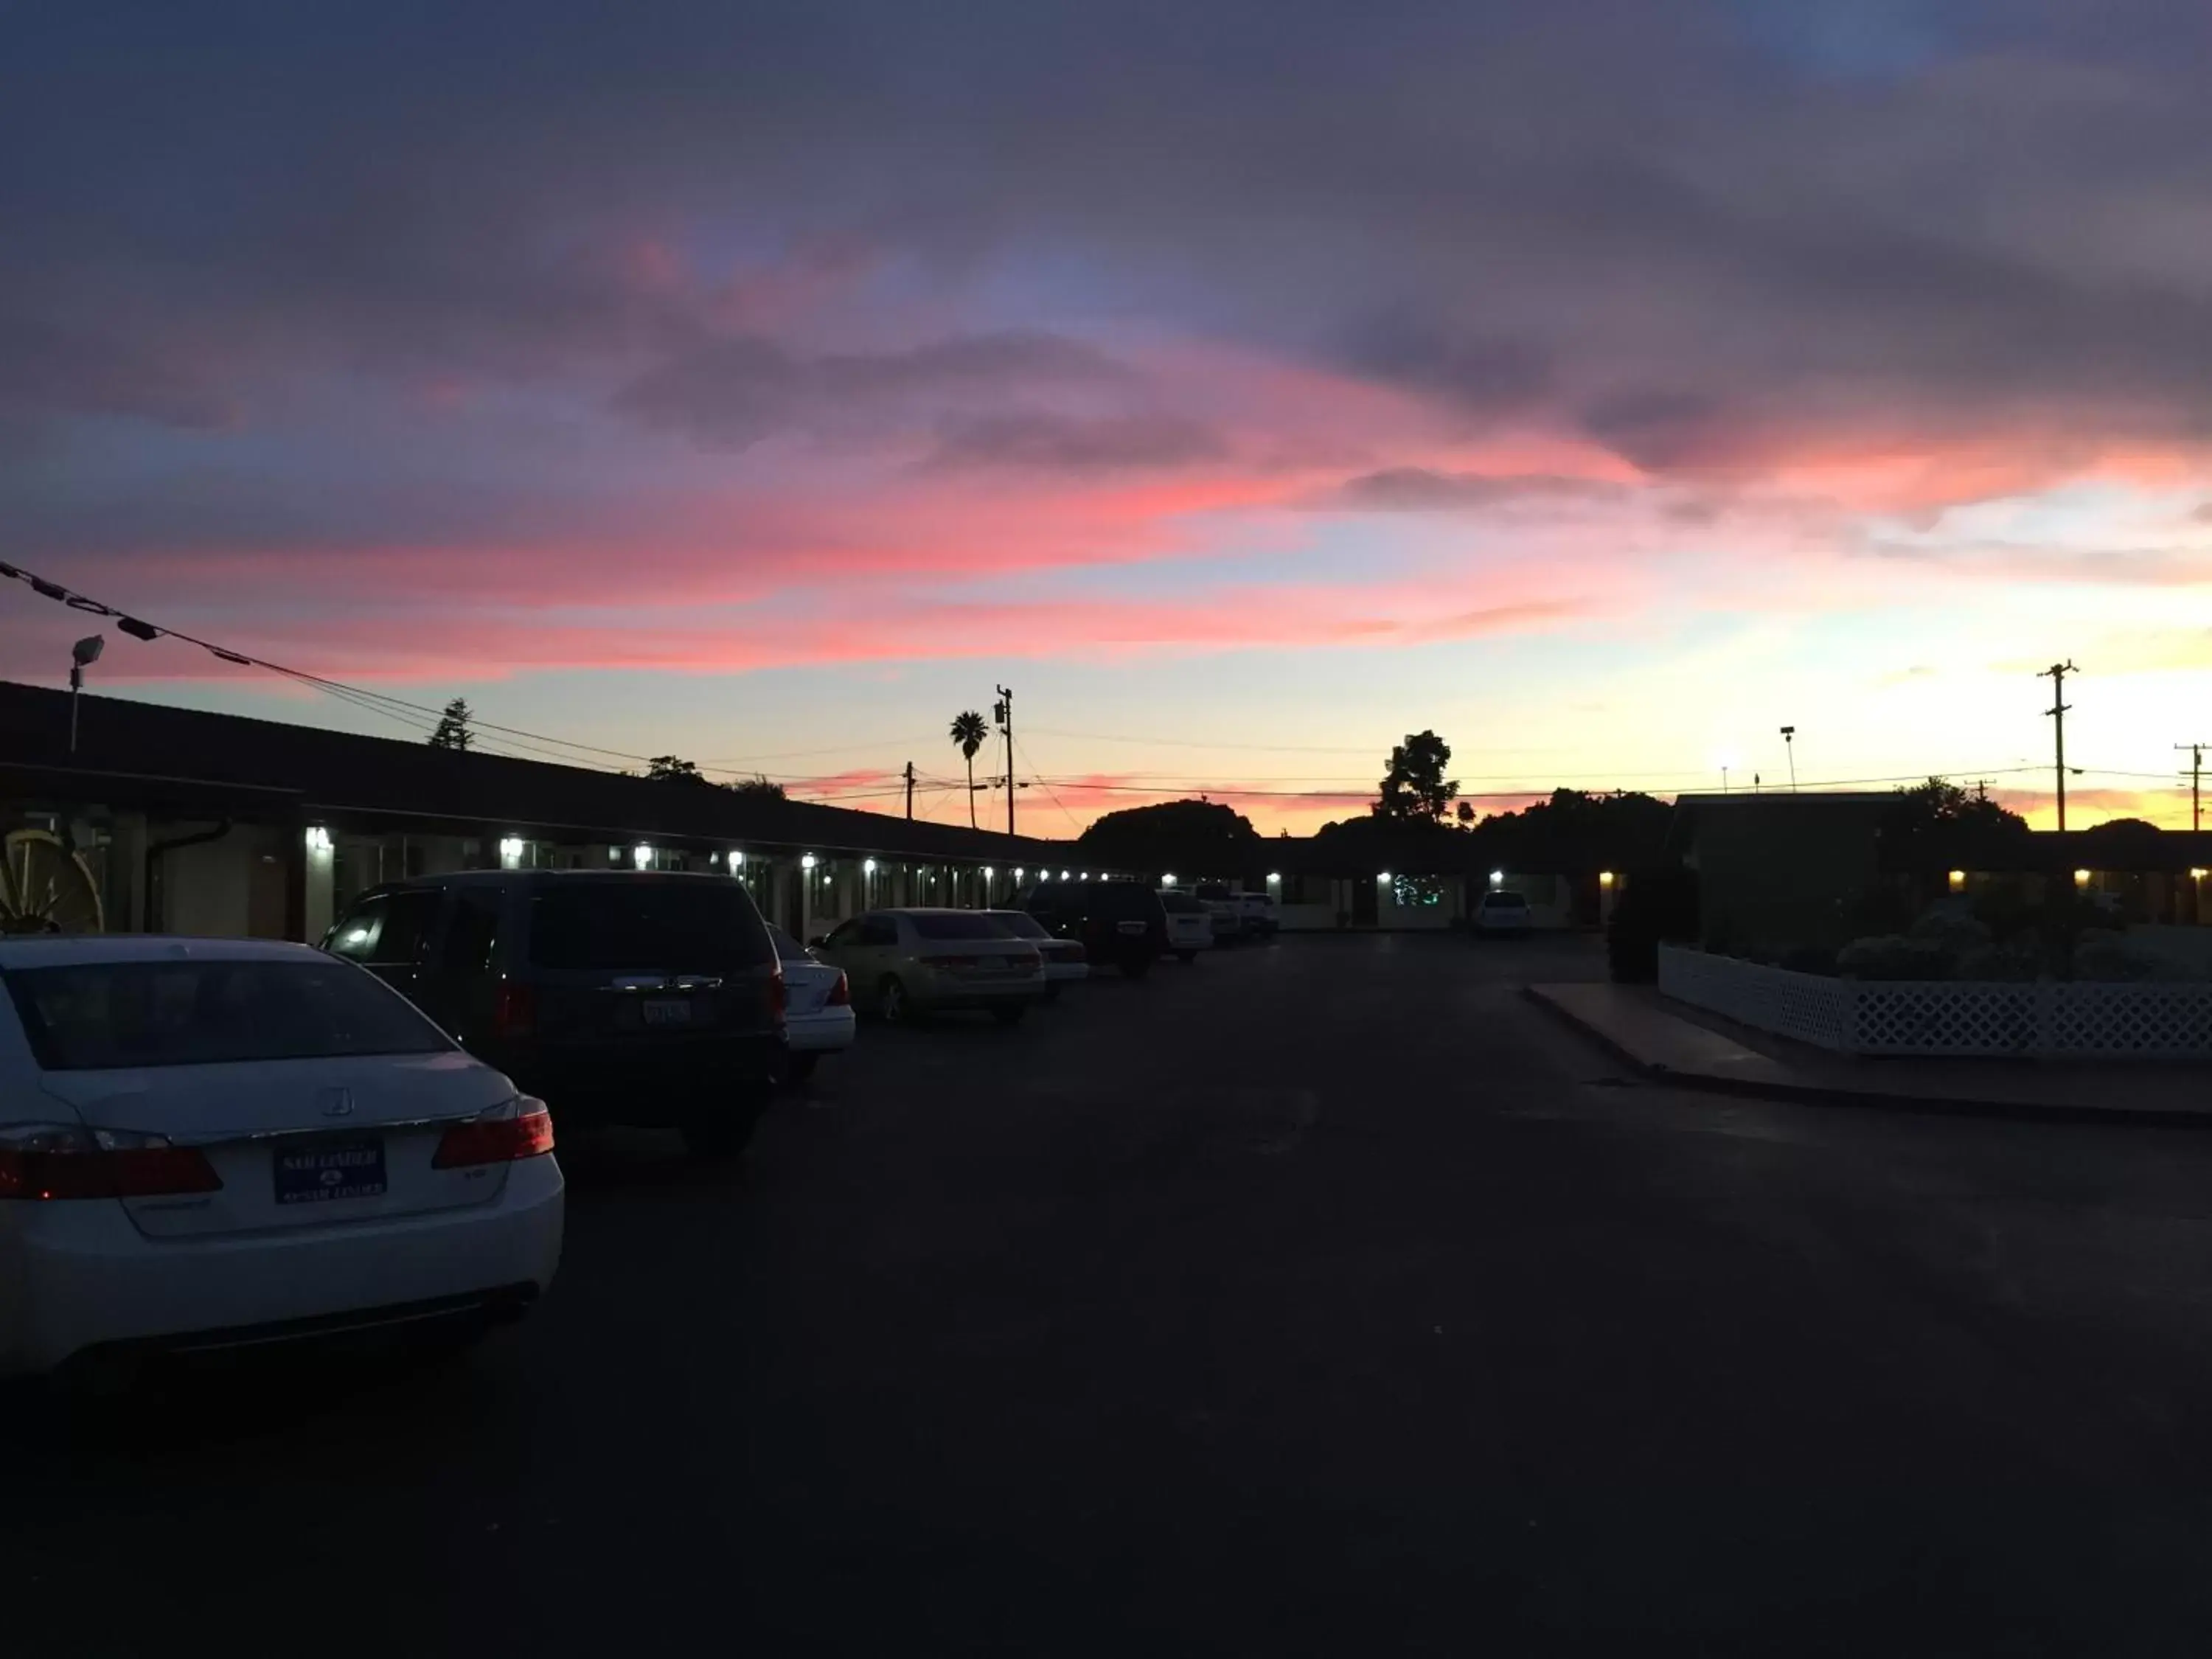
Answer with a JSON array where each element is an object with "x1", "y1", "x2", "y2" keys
[{"x1": 0, "y1": 829, "x2": 105, "y2": 934}]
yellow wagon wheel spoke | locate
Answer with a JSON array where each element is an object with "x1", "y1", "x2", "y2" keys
[{"x1": 0, "y1": 830, "x2": 105, "y2": 935}]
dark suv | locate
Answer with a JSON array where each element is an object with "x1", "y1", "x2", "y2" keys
[
  {"x1": 1020, "y1": 879, "x2": 1168, "y2": 978},
  {"x1": 324, "y1": 872, "x2": 782, "y2": 1157}
]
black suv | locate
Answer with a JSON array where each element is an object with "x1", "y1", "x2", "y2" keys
[
  {"x1": 1020, "y1": 879, "x2": 1168, "y2": 977},
  {"x1": 324, "y1": 871, "x2": 782, "y2": 1156}
]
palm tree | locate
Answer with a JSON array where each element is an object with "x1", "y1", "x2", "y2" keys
[{"x1": 950, "y1": 709, "x2": 990, "y2": 828}]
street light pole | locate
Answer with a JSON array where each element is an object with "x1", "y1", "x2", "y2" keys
[
  {"x1": 67, "y1": 635, "x2": 103, "y2": 755},
  {"x1": 995, "y1": 684, "x2": 1015, "y2": 838},
  {"x1": 1780, "y1": 726, "x2": 1797, "y2": 790}
]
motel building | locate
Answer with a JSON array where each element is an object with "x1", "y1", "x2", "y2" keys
[{"x1": 0, "y1": 682, "x2": 1077, "y2": 945}]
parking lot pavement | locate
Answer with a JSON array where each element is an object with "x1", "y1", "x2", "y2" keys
[{"x1": 18, "y1": 931, "x2": 2212, "y2": 1656}]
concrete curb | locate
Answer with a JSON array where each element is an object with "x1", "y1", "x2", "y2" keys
[{"x1": 1523, "y1": 985, "x2": 2212, "y2": 1131}]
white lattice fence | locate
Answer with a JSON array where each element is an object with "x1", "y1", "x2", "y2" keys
[
  {"x1": 1851, "y1": 983, "x2": 2037, "y2": 1055},
  {"x1": 2042, "y1": 983, "x2": 2212, "y2": 1058},
  {"x1": 1659, "y1": 947, "x2": 2212, "y2": 1058},
  {"x1": 1658, "y1": 947, "x2": 1854, "y2": 1050}
]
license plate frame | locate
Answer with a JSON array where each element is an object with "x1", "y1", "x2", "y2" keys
[
  {"x1": 274, "y1": 1135, "x2": 387, "y2": 1206},
  {"x1": 1116, "y1": 919, "x2": 1147, "y2": 935},
  {"x1": 641, "y1": 998, "x2": 694, "y2": 1027}
]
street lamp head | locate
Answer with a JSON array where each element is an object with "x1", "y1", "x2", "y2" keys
[
  {"x1": 1779, "y1": 725, "x2": 1795, "y2": 738},
  {"x1": 71, "y1": 635, "x2": 103, "y2": 667}
]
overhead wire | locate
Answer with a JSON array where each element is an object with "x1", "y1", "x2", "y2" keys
[{"x1": 1012, "y1": 734, "x2": 1085, "y2": 837}]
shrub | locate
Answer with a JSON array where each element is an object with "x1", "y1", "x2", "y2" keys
[{"x1": 1836, "y1": 934, "x2": 1952, "y2": 981}]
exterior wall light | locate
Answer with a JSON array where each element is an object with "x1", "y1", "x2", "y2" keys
[
  {"x1": 305, "y1": 826, "x2": 333, "y2": 855},
  {"x1": 632, "y1": 844, "x2": 652, "y2": 869},
  {"x1": 1266, "y1": 872, "x2": 1280, "y2": 885},
  {"x1": 801, "y1": 853, "x2": 818, "y2": 870},
  {"x1": 864, "y1": 858, "x2": 877, "y2": 875},
  {"x1": 1947, "y1": 869, "x2": 1966, "y2": 891},
  {"x1": 1598, "y1": 871, "x2": 1615, "y2": 887},
  {"x1": 2073, "y1": 869, "x2": 2092, "y2": 886}
]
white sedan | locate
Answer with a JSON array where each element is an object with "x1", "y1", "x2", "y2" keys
[
  {"x1": 0, "y1": 936, "x2": 563, "y2": 1381},
  {"x1": 769, "y1": 925, "x2": 855, "y2": 1082},
  {"x1": 982, "y1": 910, "x2": 1088, "y2": 998}
]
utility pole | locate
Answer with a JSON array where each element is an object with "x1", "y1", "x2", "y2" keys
[
  {"x1": 903, "y1": 760, "x2": 916, "y2": 821},
  {"x1": 2039, "y1": 661, "x2": 2076, "y2": 832},
  {"x1": 994, "y1": 684, "x2": 1015, "y2": 838},
  {"x1": 2179, "y1": 743, "x2": 2207, "y2": 832},
  {"x1": 1780, "y1": 726, "x2": 1797, "y2": 790}
]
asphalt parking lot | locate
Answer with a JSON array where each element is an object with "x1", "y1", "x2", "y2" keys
[{"x1": 19, "y1": 932, "x2": 2212, "y2": 1656}]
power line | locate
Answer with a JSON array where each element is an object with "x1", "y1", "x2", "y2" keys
[
  {"x1": 1029, "y1": 765, "x2": 2053, "y2": 799},
  {"x1": 1012, "y1": 734, "x2": 1084, "y2": 836},
  {"x1": 0, "y1": 558, "x2": 984, "y2": 794},
  {"x1": 1023, "y1": 723, "x2": 1565, "y2": 757},
  {"x1": 697, "y1": 736, "x2": 945, "y2": 766}
]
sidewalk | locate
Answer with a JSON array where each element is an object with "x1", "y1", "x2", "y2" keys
[{"x1": 1526, "y1": 981, "x2": 2212, "y2": 1127}]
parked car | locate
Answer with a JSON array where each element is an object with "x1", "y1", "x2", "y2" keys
[
  {"x1": 324, "y1": 871, "x2": 782, "y2": 1158},
  {"x1": 768, "y1": 925, "x2": 853, "y2": 1082},
  {"x1": 982, "y1": 910, "x2": 1088, "y2": 998},
  {"x1": 1475, "y1": 890, "x2": 1534, "y2": 937},
  {"x1": 1020, "y1": 880, "x2": 1170, "y2": 977},
  {"x1": 1234, "y1": 891, "x2": 1279, "y2": 939},
  {"x1": 0, "y1": 936, "x2": 563, "y2": 1382},
  {"x1": 1156, "y1": 889, "x2": 1214, "y2": 961},
  {"x1": 1192, "y1": 883, "x2": 1241, "y2": 942},
  {"x1": 813, "y1": 908, "x2": 1045, "y2": 1023}
]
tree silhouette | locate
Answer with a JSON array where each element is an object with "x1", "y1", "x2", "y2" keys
[
  {"x1": 428, "y1": 698, "x2": 473, "y2": 751},
  {"x1": 950, "y1": 709, "x2": 990, "y2": 829},
  {"x1": 729, "y1": 773, "x2": 787, "y2": 799},
  {"x1": 1077, "y1": 799, "x2": 1260, "y2": 873},
  {"x1": 1880, "y1": 776, "x2": 2028, "y2": 868},
  {"x1": 1373, "y1": 730, "x2": 1458, "y2": 821}
]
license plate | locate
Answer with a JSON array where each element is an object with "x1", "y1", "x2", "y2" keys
[
  {"x1": 274, "y1": 1137, "x2": 386, "y2": 1205},
  {"x1": 977, "y1": 956, "x2": 1005, "y2": 971},
  {"x1": 1116, "y1": 920, "x2": 1147, "y2": 934},
  {"x1": 642, "y1": 998, "x2": 693, "y2": 1026}
]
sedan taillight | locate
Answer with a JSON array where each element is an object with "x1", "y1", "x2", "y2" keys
[
  {"x1": 433, "y1": 1096, "x2": 556, "y2": 1169},
  {"x1": 0, "y1": 1124, "x2": 221, "y2": 1200},
  {"x1": 827, "y1": 971, "x2": 850, "y2": 1007}
]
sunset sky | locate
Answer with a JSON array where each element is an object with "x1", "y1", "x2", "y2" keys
[{"x1": 5, "y1": 1, "x2": 2211, "y2": 833}]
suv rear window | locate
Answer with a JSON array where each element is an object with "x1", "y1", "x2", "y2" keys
[
  {"x1": 4, "y1": 959, "x2": 450, "y2": 1071},
  {"x1": 1157, "y1": 891, "x2": 1202, "y2": 914},
  {"x1": 1482, "y1": 892, "x2": 1529, "y2": 908},
  {"x1": 527, "y1": 880, "x2": 771, "y2": 970},
  {"x1": 911, "y1": 913, "x2": 1004, "y2": 941},
  {"x1": 987, "y1": 912, "x2": 1050, "y2": 940},
  {"x1": 1074, "y1": 883, "x2": 1164, "y2": 921}
]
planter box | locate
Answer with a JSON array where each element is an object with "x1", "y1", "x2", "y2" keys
[{"x1": 1657, "y1": 946, "x2": 2212, "y2": 1060}]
